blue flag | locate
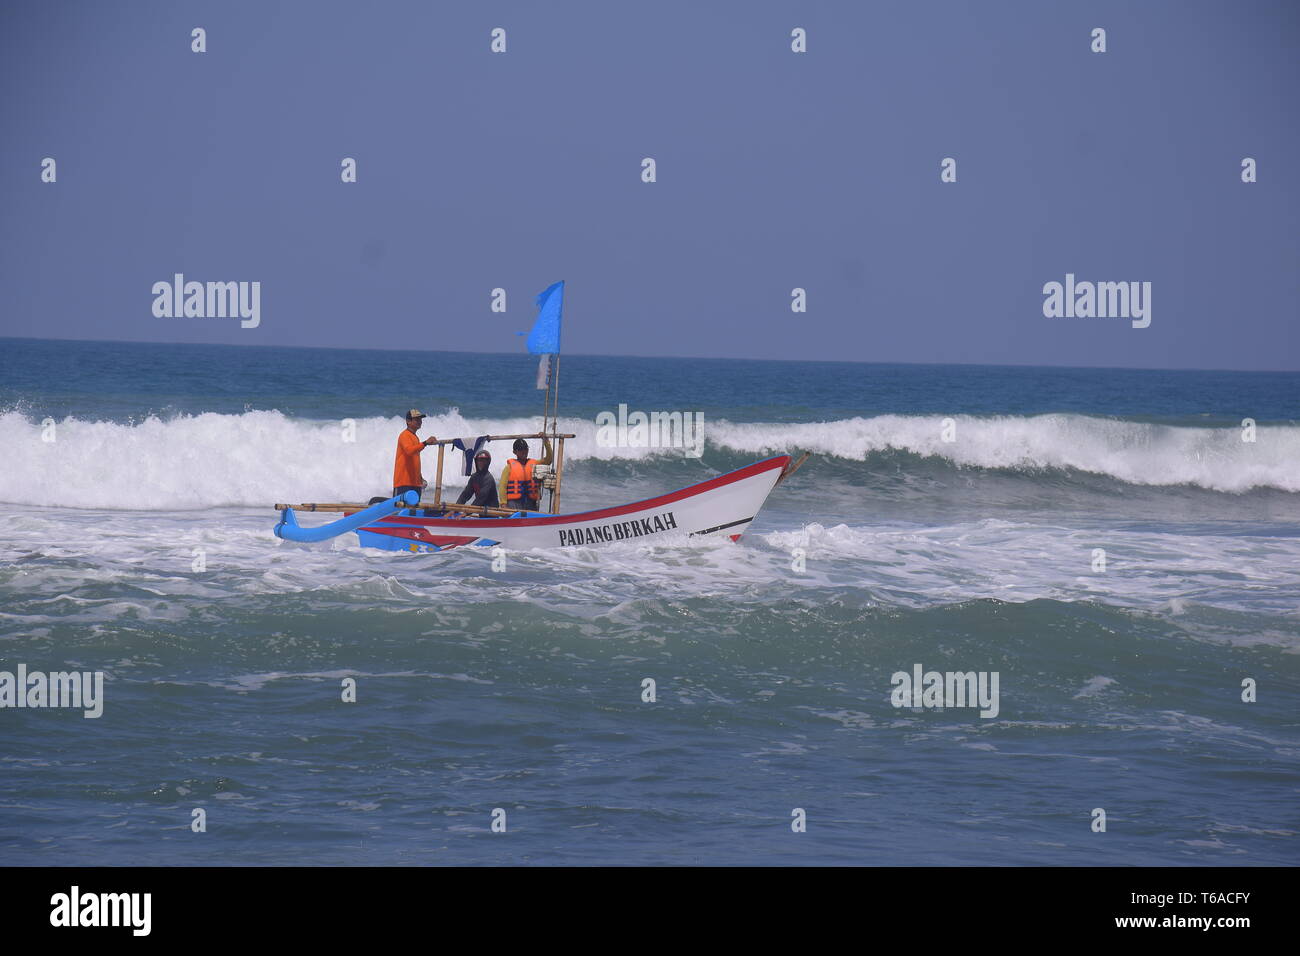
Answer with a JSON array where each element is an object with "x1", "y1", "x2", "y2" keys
[{"x1": 526, "y1": 281, "x2": 564, "y2": 355}]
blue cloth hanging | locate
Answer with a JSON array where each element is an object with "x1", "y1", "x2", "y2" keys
[{"x1": 451, "y1": 436, "x2": 490, "y2": 476}]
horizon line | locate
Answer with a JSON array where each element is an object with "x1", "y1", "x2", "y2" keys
[{"x1": 1, "y1": 333, "x2": 1297, "y2": 376}]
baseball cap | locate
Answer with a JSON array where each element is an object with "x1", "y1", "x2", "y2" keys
[{"x1": 405, "y1": 408, "x2": 426, "y2": 419}]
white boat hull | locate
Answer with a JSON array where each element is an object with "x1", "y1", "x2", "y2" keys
[{"x1": 350, "y1": 455, "x2": 791, "y2": 553}]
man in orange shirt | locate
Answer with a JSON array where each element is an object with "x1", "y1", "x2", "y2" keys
[{"x1": 393, "y1": 409, "x2": 438, "y2": 499}]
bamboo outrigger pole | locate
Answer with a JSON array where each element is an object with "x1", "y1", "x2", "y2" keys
[
  {"x1": 433, "y1": 442, "x2": 445, "y2": 508},
  {"x1": 271, "y1": 434, "x2": 577, "y2": 515},
  {"x1": 420, "y1": 433, "x2": 576, "y2": 443},
  {"x1": 552, "y1": 430, "x2": 565, "y2": 514},
  {"x1": 272, "y1": 501, "x2": 530, "y2": 518}
]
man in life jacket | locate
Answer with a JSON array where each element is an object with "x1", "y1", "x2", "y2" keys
[
  {"x1": 455, "y1": 449, "x2": 499, "y2": 509},
  {"x1": 393, "y1": 409, "x2": 438, "y2": 498},
  {"x1": 500, "y1": 436, "x2": 553, "y2": 512}
]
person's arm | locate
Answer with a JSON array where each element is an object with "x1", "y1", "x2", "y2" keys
[
  {"x1": 401, "y1": 431, "x2": 438, "y2": 454},
  {"x1": 536, "y1": 436, "x2": 554, "y2": 465},
  {"x1": 456, "y1": 480, "x2": 473, "y2": 505}
]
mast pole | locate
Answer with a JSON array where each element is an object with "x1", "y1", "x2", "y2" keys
[
  {"x1": 540, "y1": 356, "x2": 549, "y2": 438},
  {"x1": 541, "y1": 354, "x2": 555, "y2": 441},
  {"x1": 552, "y1": 355, "x2": 560, "y2": 440},
  {"x1": 548, "y1": 354, "x2": 561, "y2": 512}
]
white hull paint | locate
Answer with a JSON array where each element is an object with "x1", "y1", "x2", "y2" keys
[{"x1": 351, "y1": 455, "x2": 792, "y2": 553}]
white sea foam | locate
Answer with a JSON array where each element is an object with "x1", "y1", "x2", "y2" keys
[
  {"x1": 761, "y1": 519, "x2": 1300, "y2": 621},
  {"x1": 1074, "y1": 677, "x2": 1118, "y2": 698},
  {"x1": 0, "y1": 408, "x2": 1296, "y2": 509},
  {"x1": 3, "y1": 497, "x2": 1299, "y2": 628},
  {"x1": 705, "y1": 413, "x2": 1300, "y2": 493}
]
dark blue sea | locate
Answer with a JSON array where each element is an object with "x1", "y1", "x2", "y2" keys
[{"x1": 1, "y1": 337, "x2": 1297, "y2": 865}]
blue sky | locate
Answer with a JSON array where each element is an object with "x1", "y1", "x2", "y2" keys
[{"x1": 1, "y1": 0, "x2": 1296, "y2": 369}]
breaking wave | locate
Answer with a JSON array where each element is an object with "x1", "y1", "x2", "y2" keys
[{"x1": 0, "y1": 408, "x2": 1296, "y2": 509}]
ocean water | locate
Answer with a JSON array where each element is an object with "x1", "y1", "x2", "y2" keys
[{"x1": 1, "y1": 337, "x2": 1297, "y2": 866}]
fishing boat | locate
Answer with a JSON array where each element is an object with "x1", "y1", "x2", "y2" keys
[
  {"x1": 275, "y1": 450, "x2": 805, "y2": 552},
  {"x1": 272, "y1": 281, "x2": 807, "y2": 552}
]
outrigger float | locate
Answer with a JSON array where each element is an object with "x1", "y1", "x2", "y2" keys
[{"x1": 271, "y1": 280, "x2": 807, "y2": 552}]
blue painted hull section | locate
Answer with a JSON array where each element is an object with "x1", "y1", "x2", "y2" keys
[{"x1": 354, "y1": 527, "x2": 438, "y2": 551}]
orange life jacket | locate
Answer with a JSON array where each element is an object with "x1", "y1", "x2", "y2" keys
[{"x1": 505, "y1": 458, "x2": 539, "y2": 501}]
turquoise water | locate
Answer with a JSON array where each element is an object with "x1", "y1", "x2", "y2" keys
[{"x1": 1, "y1": 338, "x2": 1297, "y2": 864}]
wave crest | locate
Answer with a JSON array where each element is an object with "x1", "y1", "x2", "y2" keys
[{"x1": 0, "y1": 409, "x2": 1294, "y2": 509}]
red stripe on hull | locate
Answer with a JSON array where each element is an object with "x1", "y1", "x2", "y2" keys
[
  {"x1": 370, "y1": 454, "x2": 790, "y2": 530},
  {"x1": 363, "y1": 526, "x2": 480, "y2": 549}
]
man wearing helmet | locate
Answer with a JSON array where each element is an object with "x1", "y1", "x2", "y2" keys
[{"x1": 456, "y1": 448, "x2": 500, "y2": 509}]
